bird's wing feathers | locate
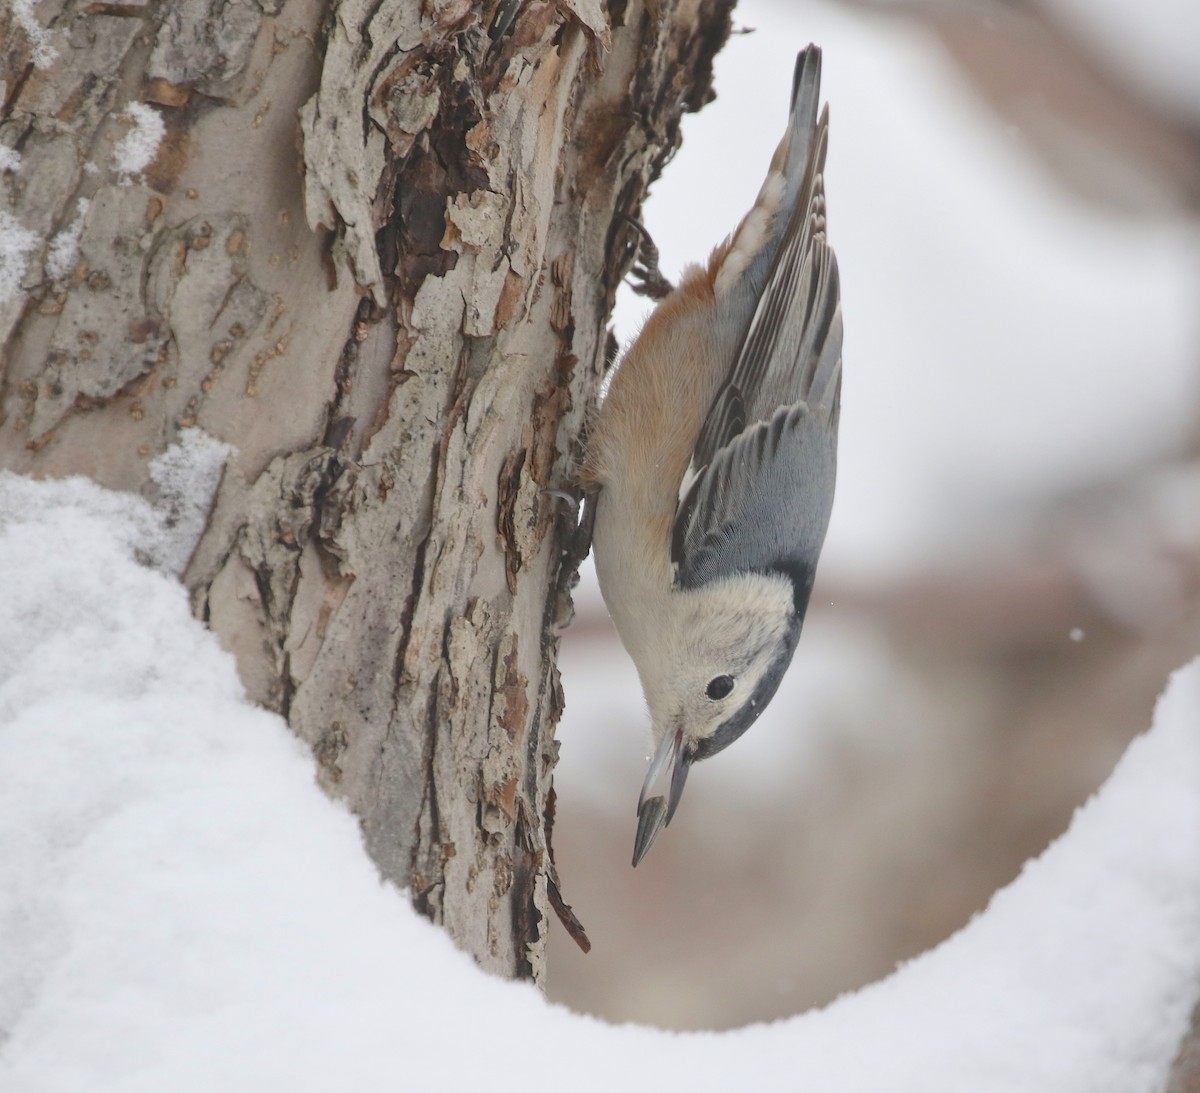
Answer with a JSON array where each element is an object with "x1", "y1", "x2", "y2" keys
[
  {"x1": 673, "y1": 47, "x2": 843, "y2": 594},
  {"x1": 672, "y1": 401, "x2": 837, "y2": 602}
]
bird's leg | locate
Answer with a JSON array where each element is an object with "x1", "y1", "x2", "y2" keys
[
  {"x1": 616, "y1": 214, "x2": 674, "y2": 301},
  {"x1": 546, "y1": 484, "x2": 598, "y2": 629}
]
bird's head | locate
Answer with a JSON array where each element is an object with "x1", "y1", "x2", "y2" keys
[{"x1": 631, "y1": 570, "x2": 805, "y2": 865}]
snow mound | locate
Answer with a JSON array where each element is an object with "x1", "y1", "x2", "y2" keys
[{"x1": 0, "y1": 472, "x2": 1196, "y2": 1091}]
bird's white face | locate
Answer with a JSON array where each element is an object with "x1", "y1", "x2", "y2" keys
[
  {"x1": 638, "y1": 571, "x2": 798, "y2": 758},
  {"x1": 628, "y1": 569, "x2": 800, "y2": 864}
]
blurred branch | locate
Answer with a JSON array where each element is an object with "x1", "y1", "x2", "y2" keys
[
  {"x1": 1168, "y1": 1000, "x2": 1200, "y2": 1093},
  {"x1": 837, "y1": 0, "x2": 1200, "y2": 211}
]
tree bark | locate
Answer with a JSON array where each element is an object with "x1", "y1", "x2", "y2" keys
[{"x1": 1, "y1": 0, "x2": 733, "y2": 979}]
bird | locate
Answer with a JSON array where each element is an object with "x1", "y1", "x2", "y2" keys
[{"x1": 582, "y1": 45, "x2": 843, "y2": 866}]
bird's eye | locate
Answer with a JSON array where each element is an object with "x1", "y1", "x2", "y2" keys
[{"x1": 705, "y1": 675, "x2": 735, "y2": 700}]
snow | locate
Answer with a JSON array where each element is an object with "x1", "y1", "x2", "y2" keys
[
  {"x1": 146, "y1": 429, "x2": 233, "y2": 576},
  {"x1": 11, "y1": 0, "x2": 58, "y2": 69},
  {"x1": 0, "y1": 211, "x2": 39, "y2": 305},
  {"x1": 112, "y1": 104, "x2": 165, "y2": 182},
  {"x1": 43, "y1": 200, "x2": 90, "y2": 284},
  {"x1": 0, "y1": 146, "x2": 20, "y2": 173},
  {"x1": 1, "y1": 468, "x2": 1197, "y2": 1090}
]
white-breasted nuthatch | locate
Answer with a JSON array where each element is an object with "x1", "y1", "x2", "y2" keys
[{"x1": 583, "y1": 46, "x2": 842, "y2": 865}]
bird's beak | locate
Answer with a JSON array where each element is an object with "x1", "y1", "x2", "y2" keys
[{"x1": 632, "y1": 726, "x2": 692, "y2": 866}]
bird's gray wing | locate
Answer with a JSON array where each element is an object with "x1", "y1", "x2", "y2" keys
[
  {"x1": 672, "y1": 400, "x2": 837, "y2": 607},
  {"x1": 672, "y1": 47, "x2": 843, "y2": 598}
]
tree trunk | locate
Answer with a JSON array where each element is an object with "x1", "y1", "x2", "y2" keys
[{"x1": 0, "y1": 0, "x2": 733, "y2": 979}]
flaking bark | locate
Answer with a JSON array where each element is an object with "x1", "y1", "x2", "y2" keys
[{"x1": 0, "y1": 0, "x2": 734, "y2": 977}]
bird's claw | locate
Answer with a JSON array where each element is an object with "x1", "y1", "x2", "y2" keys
[
  {"x1": 616, "y1": 215, "x2": 674, "y2": 301},
  {"x1": 546, "y1": 486, "x2": 596, "y2": 630}
]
